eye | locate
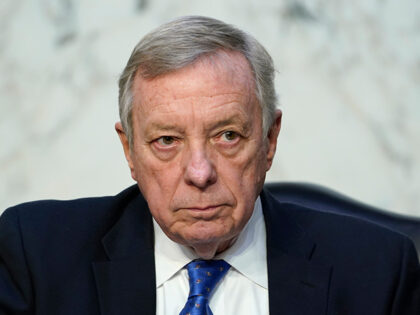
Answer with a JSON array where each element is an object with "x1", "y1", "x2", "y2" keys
[
  {"x1": 221, "y1": 131, "x2": 239, "y2": 142},
  {"x1": 156, "y1": 136, "x2": 176, "y2": 146}
]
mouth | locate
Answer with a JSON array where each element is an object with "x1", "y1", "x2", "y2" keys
[
  {"x1": 185, "y1": 205, "x2": 220, "y2": 211},
  {"x1": 180, "y1": 204, "x2": 227, "y2": 219}
]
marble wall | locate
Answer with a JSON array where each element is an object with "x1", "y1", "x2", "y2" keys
[{"x1": 1, "y1": 0, "x2": 419, "y2": 216}]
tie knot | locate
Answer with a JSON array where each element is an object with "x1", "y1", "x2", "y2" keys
[{"x1": 186, "y1": 260, "x2": 230, "y2": 299}]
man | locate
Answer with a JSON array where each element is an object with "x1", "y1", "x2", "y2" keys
[{"x1": 0, "y1": 16, "x2": 418, "y2": 315}]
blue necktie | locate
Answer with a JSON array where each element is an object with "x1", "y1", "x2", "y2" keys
[{"x1": 179, "y1": 260, "x2": 230, "y2": 315}]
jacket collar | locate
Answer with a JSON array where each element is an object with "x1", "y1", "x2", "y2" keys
[
  {"x1": 261, "y1": 189, "x2": 332, "y2": 315},
  {"x1": 92, "y1": 189, "x2": 156, "y2": 315}
]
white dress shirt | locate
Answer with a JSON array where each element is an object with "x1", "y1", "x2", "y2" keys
[{"x1": 154, "y1": 197, "x2": 269, "y2": 315}]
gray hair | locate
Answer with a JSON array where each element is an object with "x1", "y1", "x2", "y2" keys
[{"x1": 118, "y1": 16, "x2": 278, "y2": 145}]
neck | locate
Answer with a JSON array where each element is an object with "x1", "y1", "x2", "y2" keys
[{"x1": 190, "y1": 237, "x2": 237, "y2": 259}]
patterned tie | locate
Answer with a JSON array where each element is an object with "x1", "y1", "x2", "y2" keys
[{"x1": 179, "y1": 260, "x2": 231, "y2": 315}]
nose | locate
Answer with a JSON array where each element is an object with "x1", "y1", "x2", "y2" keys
[{"x1": 184, "y1": 143, "x2": 217, "y2": 189}]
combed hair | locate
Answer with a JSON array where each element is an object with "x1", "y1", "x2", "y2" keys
[{"x1": 118, "y1": 16, "x2": 278, "y2": 145}]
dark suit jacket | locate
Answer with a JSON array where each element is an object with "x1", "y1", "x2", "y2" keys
[{"x1": 0, "y1": 185, "x2": 419, "y2": 315}]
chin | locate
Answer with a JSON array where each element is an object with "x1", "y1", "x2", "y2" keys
[{"x1": 178, "y1": 221, "x2": 235, "y2": 247}]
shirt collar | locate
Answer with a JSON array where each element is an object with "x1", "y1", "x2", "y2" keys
[{"x1": 153, "y1": 196, "x2": 268, "y2": 289}]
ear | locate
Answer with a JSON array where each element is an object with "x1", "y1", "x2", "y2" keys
[
  {"x1": 265, "y1": 110, "x2": 282, "y2": 171},
  {"x1": 115, "y1": 122, "x2": 136, "y2": 181}
]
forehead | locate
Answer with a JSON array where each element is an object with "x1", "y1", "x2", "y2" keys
[{"x1": 132, "y1": 50, "x2": 257, "y2": 115}]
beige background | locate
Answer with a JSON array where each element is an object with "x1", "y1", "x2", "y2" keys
[{"x1": 1, "y1": 0, "x2": 419, "y2": 216}]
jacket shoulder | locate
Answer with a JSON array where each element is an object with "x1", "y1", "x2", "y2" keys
[
  {"x1": 261, "y1": 188, "x2": 417, "y2": 262},
  {"x1": 0, "y1": 185, "x2": 142, "y2": 248},
  {"x1": 2, "y1": 185, "x2": 140, "y2": 223}
]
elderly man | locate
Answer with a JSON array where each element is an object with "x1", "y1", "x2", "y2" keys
[{"x1": 0, "y1": 16, "x2": 419, "y2": 315}]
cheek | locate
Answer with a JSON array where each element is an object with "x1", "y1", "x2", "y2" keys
[
  {"x1": 134, "y1": 144, "x2": 181, "y2": 184},
  {"x1": 216, "y1": 140, "x2": 267, "y2": 218},
  {"x1": 220, "y1": 139, "x2": 267, "y2": 186},
  {"x1": 132, "y1": 148, "x2": 183, "y2": 219}
]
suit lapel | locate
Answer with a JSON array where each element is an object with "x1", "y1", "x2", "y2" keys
[
  {"x1": 261, "y1": 189, "x2": 332, "y2": 315},
  {"x1": 92, "y1": 192, "x2": 156, "y2": 315}
]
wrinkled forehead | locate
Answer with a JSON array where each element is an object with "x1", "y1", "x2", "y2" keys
[{"x1": 132, "y1": 50, "x2": 257, "y2": 108}]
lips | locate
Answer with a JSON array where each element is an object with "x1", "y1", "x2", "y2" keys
[
  {"x1": 184, "y1": 205, "x2": 221, "y2": 211},
  {"x1": 179, "y1": 204, "x2": 227, "y2": 219}
]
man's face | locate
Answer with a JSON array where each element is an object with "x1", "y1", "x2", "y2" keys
[{"x1": 116, "y1": 51, "x2": 281, "y2": 258}]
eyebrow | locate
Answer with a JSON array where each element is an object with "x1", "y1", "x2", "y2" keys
[
  {"x1": 205, "y1": 116, "x2": 251, "y2": 134},
  {"x1": 145, "y1": 114, "x2": 251, "y2": 135},
  {"x1": 147, "y1": 123, "x2": 184, "y2": 132}
]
